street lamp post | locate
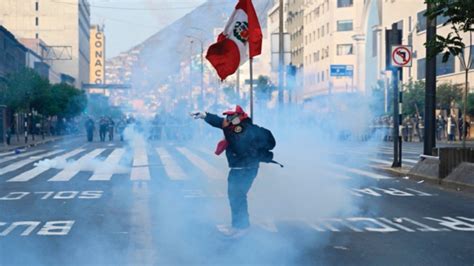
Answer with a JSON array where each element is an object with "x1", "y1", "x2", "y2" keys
[{"x1": 187, "y1": 35, "x2": 204, "y2": 109}]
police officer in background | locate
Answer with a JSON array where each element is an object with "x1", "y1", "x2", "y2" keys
[{"x1": 192, "y1": 105, "x2": 276, "y2": 238}]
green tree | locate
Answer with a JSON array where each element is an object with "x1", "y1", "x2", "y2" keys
[
  {"x1": 468, "y1": 93, "x2": 474, "y2": 116},
  {"x1": 402, "y1": 79, "x2": 426, "y2": 117},
  {"x1": 436, "y1": 82, "x2": 462, "y2": 113},
  {"x1": 425, "y1": 0, "x2": 473, "y2": 144},
  {"x1": 2, "y1": 68, "x2": 49, "y2": 113}
]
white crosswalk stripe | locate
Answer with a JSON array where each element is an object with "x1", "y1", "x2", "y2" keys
[
  {"x1": 131, "y1": 146, "x2": 150, "y2": 181},
  {"x1": 0, "y1": 150, "x2": 65, "y2": 176},
  {"x1": 89, "y1": 148, "x2": 126, "y2": 181},
  {"x1": 0, "y1": 149, "x2": 46, "y2": 164},
  {"x1": 176, "y1": 147, "x2": 224, "y2": 180},
  {"x1": 328, "y1": 163, "x2": 391, "y2": 180},
  {"x1": 7, "y1": 148, "x2": 85, "y2": 182},
  {"x1": 156, "y1": 147, "x2": 187, "y2": 180},
  {"x1": 48, "y1": 149, "x2": 105, "y2": 182}
]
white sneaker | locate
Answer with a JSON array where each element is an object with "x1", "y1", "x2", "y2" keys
[{"x1": 216, "y1": 225, "x2": 250, "y2": 239}]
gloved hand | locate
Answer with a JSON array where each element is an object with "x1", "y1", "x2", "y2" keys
[{"x1": 190, "y1": 111, "x2": 206, "y2": 119}]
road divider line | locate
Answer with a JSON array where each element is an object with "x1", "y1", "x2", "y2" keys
[
  {"x1": 156, "y1": 147, "x2": 187, "y2": 180},
  {"x1": 7, "y1": 148, "x2": 85, "y2": 182},
  {"x1": 0, "y1": 149, "x2": 46, "y2": 164},
  {"x1": 176, "y1": 147, "x2": 224, "y2": 180},
  {"x1": 90, "y1": 148, "x2": 126, "y2": 181},
  {"x1": 0, "y1": 150, "x2": 65, "y2": 176},
  {"x1": 48, "y1": 149, "x2": 105, "y2": 182},
  {"x1": 329, "y1": 163, "x2": 391, "y2": 180}
]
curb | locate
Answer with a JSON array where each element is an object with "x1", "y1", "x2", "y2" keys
[
  {"x1": 379, "y1": 165, "x2": 474, "y2": 190},
  {"x1": 0, "y1": 135, "x2": 72, "y2": 152}
]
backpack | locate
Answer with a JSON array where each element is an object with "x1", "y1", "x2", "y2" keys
[{"x1": 252, "y1": 124, "x2": 283, "y2": 167}]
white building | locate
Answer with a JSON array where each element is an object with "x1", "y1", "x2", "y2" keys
[
  {"x1": 302, "y1": 0, "x2": 366, "y2": 100},
  {"x1": 0, "y1": 0, "x2": 91, "y2": 88}
]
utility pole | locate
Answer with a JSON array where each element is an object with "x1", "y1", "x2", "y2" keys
[
  {"x1": 390, "y1": 23, "x2": 401, "y2": 168},
  {"x1": 199, "y1": 41, "x2": 204, "y2": 109},
  {"x1": 278, "y1": 0, "x2": 284, "y2": 106},
  {"x1": 236, "y1": 68, "x2": 240, "y2": 100},
  {"x1": 424, "y1": 1, "x2": 437, "y2": 156}
]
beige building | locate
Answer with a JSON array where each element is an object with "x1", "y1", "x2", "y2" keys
[
  {"x1": 302, "y1": 0, "x2": 366, "y2": 100},
  {"x1": 287, "y1": 0, "x2": 304, "y2": 68},
  {"x1": 361, "y1": 0, "x2": 474, "y2": 94},
  {"x1": 0, "y1": 0, "x2": 91, "y2": 88}
]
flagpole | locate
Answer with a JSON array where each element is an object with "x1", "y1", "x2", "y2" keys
[{"x1": 249, "y1": 57, "x2": 254, "y2": 119}]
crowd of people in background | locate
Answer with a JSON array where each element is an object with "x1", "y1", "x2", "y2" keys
[
  {"x1": 85, "y1": 116, "x2": 130, "y2": 142},
  {"x1": 83, "y1": 113, "x2": 194, "y2": 143},
  {"x1": 373, "y1": 114, "x2": 471, "y2": 143}
]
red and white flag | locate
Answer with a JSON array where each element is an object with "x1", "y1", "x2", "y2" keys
[{"x1": 206, "y1": 0, "x2": 262, "y2": 80}]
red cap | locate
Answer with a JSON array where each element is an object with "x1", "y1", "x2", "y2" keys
[{"x1": 223, "y1": 105, "x2": 248, "y2": 120}]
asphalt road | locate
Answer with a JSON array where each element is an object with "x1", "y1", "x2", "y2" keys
[{"x1": 0, "y1": 136, "x2": 473, "y2": 266}]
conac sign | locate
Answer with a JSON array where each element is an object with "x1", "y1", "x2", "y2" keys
[{"x1": 90, "y1": 28, "x2": 105, "y2": 84}]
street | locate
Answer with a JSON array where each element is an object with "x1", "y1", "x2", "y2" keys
[{"x1": 0, "y1": 136, "x2": 473, "y2": 265}]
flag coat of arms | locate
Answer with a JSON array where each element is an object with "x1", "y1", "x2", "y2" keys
[{"x1": 206, "y1": 0, "x2": 262, "y2": 80}]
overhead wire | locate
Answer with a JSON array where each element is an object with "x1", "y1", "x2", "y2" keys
[{"x1": 51, "y1": 0, "x2": 230, "y2": 11}]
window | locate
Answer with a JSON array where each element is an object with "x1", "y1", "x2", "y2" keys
[
  {"x1": 35, "y1": 2, "x2": 39, "y2": 11},
  {"x1": 327, "y1": 23, "x2": 329, "y2": 34},
  {"x1": 35, "y1": 33, "x2": 39, "y2": 39},
  {"x1": 417, "y1": 9, "x2": 450, "y2": 32},
  {"x1": 318, "y1": 29, "x2": 320, "y2": 39},
  {"x1": 436, "y1": 53, "x2": 455, "y2": 75},
  {"x1": 337, "y1": 20, "x2": 353, "y2": 31},
  {"x1": 321, "y1": 71, "x2": 325, "y2": 81},
  {"x1": 337, "y1": 44, "x2": 353, "y2": 55},
  {"x1": 418, "y1": 55, "x2": 455, "y2": 79},
  {"x1": 337, "y1": 0, "x2": 353, "y2": 8},
  {"x1": 321, "y1": 26, "x2": 325, "y2": 37},
  {"x1": 35, "y1": 17, "x2": 39, "y2": 26},
  {"x1": 461, "y1": 46, "x2": 474, "y2": 70}
]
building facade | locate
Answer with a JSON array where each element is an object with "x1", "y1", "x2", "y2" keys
[
  {"x1": 361, "y1": 0, "x2": 474, "y2": 95},
  {"x1": 0, "y1": 0, "x2": 91, "y2": 88},
  {"x1": 0, "y1": 26, "x2": 26, "y2": 83},
  {"x1": 302, "y1": 0, "x2": 366, "y2": 100}
]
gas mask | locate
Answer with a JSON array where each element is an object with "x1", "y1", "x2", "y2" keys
[{"x1": 226, "y1": 114, "x2": 241, "y2": 125}]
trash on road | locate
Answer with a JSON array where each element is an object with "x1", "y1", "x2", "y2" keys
[
  {"x1": 417, "y1": 180, "x2": 425, "y2": 184},
  {"x1": 403, "y1": 176, "x2": 410, "y2": 180},
  {"x1": 334, "y1": 246, "x2": 349, "y2": 251}
]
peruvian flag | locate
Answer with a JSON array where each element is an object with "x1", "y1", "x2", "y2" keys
[{"x1": 206, "y1": 0, "x2": 262, "y2": 80}]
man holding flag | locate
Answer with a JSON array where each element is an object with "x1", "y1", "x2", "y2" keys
[{"x1": 192, "y1": 0, "x2": 266, "y2": 238}]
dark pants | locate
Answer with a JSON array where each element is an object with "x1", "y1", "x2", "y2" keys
[
  {"x1": 87, "y1": 130, "x2": 93, "y2": 142},
  {"x1": 227, "y1": 167, "x2": 258, "y2": 229}
]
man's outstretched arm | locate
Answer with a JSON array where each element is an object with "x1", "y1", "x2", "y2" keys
[{"x1": 191, "y1": 112, "x2": 224, "y2": 129}]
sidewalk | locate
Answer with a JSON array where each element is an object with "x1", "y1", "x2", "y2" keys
[
  {"x1": 0, "y1": 135, "x2": 66, "y2": 153},
  {"x1": 380, "y1": 140, "x2": 474, "y2": 189}
]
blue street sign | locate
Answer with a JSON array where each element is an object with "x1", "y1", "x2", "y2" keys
[{"x1": 330, "y1": 65, "x2": 354, "y2": 77}]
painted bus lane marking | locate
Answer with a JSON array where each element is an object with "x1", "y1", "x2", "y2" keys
[
  {"x1": 301, "y1": 216, "x2": 474, "y2": 233},
  {"x1": 0, "y1": 191, "x2": 104, "y2": 201},
  {"x1": 351, "y1": 187, "x2": 436, "y2": 197},
  {"x1": 0, "y1": 221, "x2": 75, "y2": 236}
]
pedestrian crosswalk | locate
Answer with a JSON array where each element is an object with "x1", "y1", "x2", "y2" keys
[{"x1": 0, "y1": 142, "x2": 420, "y2": 185}]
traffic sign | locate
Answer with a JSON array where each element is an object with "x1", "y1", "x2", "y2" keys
[
  {"x1": 330, "y1": 65, "x2": 354, "y2": 77},
  {"x1": 391, "y1": 45, "x2": 412, "y2": 67}
]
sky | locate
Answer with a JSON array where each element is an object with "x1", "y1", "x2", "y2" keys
[{"x1": 90, "y1": 0, "x2": 206, "y2": 59}]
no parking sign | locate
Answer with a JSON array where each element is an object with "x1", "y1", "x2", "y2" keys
[{"x1": 391, "y1": 45, "x2": 412, "y2": 67}]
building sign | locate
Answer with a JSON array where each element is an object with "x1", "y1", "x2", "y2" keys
[
  {"x1": 89, "y1": 26, "x2": 105, "y2": 85},
  {"x1": 330, "y1": 65, "x2": 354, "y2": 77}
]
